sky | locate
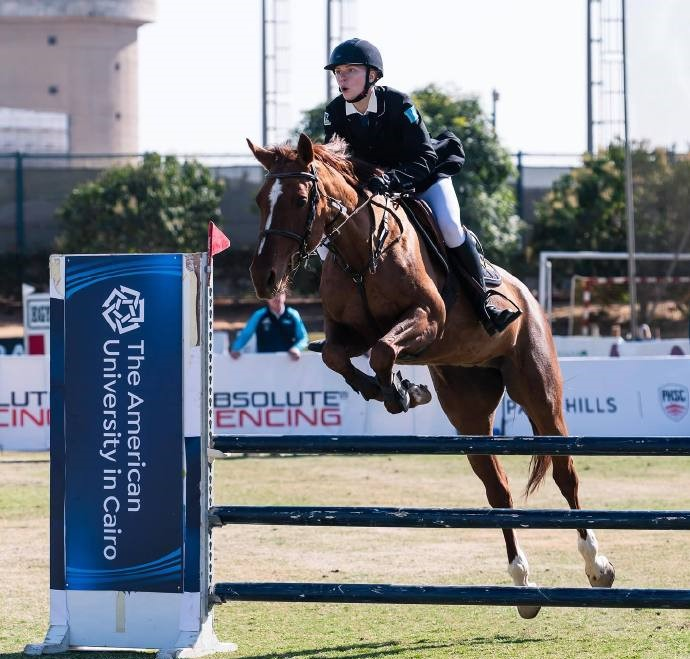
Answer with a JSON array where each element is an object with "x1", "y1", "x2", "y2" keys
[{"x1": 137, "y1": 0, "x2": 690, "y2": 160}]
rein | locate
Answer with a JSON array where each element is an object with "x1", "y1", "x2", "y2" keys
[{"x1": 262, "y1": 163, "x2": 405, "y2": 280}]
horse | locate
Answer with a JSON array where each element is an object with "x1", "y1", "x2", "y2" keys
[{"x1": 246, "y1": 133, "x2": 616, "y2": 618}]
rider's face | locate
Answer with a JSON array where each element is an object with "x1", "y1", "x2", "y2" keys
[{"x1": 334, "y1": 64, "x2": 370, "y2": 101}]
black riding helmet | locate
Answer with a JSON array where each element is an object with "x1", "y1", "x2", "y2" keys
[{"x1": 325, "y1": 38, "x2": 383, "y2": 102}]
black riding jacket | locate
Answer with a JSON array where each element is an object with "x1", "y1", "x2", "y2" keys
[{"x1": 324, "y1": 86, "x2": 464, "y2": 193}]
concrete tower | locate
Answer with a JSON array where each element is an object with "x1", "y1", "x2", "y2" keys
[{"x1": 0, "y1": 0, "x2": 156, "y2": 153}]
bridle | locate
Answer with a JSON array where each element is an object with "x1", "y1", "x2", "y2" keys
[
  {"x1": 261, "y1": 163, "x2": 377, "y2": 271},
  {"x1": 260, "y1": 165, "x2": 321, "y2": 265},
  {"x1": 260, "y1": 160, "x2": 407, "y2": 334}
]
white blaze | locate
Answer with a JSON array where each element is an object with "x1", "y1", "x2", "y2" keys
[{"x1": 258, "y1": 179, "x2": 282, "y2": 255}]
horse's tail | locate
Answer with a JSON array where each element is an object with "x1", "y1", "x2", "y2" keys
[{"x1": 525, "y1": 455, "x2": 552, "y2": 497}]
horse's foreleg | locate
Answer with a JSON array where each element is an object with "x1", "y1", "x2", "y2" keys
[
  {"x1": 369, "y1": 306, "x2": 439, "y2": 414},
  {"x1": 320, "y1": 322, "x2": 383, "y2": 402}
]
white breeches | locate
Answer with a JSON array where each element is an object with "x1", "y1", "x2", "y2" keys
[{"x1": 417, "y1": 177, "x2": 465, "y2": 247}]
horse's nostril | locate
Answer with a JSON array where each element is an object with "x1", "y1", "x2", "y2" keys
[{"x1": 266, "y1": 270, "x2": 276, "y2": 291}]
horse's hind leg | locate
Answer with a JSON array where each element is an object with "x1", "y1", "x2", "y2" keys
[
  {"x1": 549, "y1": 453, "x2": 615, "y2": 587},
  {"x1": 503, "y1": 347, "x2": 615, "y2": 589},
  {"x1": 429, "y1": 365, "x2": 541, "y2": 619}
]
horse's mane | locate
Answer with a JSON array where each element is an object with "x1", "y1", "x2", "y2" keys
[{"x1": 269, "y1": 137, "x2": 380, "y2": 187}]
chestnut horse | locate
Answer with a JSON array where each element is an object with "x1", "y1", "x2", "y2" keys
[{"x1": 246, "y1": 133, "x2": 615, "y2": 618}]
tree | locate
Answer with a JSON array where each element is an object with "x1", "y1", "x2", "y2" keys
[
  {"x1": 293, "y1": 85, "x2": 522, "y2": 269},
  {"x1": 291, "y1": 102, "x2": 327, "y2": 143},
  {"x1": 532, "y1": 144, "x2": 690, "y2": 324},
  {"x1": 56, "y1": 153, "x2": 225, "y2": 253},
  {"x1": 532, "y1": 143, "x2": 690, "y2": 271}
]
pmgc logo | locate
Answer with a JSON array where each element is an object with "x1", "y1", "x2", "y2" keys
[
  {"x1": 658, "y1": 384, "x2": 688, "y2": 421},
  {"x1": 102, "y1": 286, "x2": 145, "y2": 334}
]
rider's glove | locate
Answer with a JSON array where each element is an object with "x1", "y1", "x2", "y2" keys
[{"x1": 367, "y1": 174, "x2": 391, "y2": 195}]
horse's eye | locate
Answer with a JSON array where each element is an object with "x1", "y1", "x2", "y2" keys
[{"x1": 295, "y1": 197, "x2": 308, "y2": 208}]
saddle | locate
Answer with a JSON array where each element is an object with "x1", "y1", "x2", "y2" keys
[{"x1": 398, "y1": 196, "x2": 502, "y2": 287}]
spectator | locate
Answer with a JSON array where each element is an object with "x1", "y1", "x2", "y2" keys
[
  {"x1": 637, "y1": 323, "x2": 652, "y2": 341},
  {"x1": 230, "y1": 292, "x2": 308, "y2": 361}
]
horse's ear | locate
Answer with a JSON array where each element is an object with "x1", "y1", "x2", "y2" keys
[
  {"x1": 247, "y1": 138, "x2": 276, "y2": 171},
  {"x1": 297, "y1": 133, "x2": 314, "y2": 165}
]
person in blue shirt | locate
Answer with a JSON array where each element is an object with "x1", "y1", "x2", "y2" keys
[{"x1": 230, "y1": 292, "x2": 309, "y2": 360}]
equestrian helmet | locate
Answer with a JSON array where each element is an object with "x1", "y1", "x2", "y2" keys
[{"x1": 324, "y1": 38, "x2": 383, "y2": 77}]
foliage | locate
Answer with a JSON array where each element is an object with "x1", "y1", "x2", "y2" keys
[
  {"x1": 293, "y1": 85, "x2": 522, "y2": 269},
  {"x1": 532, "y1": 144, "x2": 690, "y2": 270},
  {"x1": 56, "y1": 153, "x2": 225, "y2": 253},
  {"x1": 532, "y1": 144, "x2": 690, "y2": 323},
  {"x1": 291, "y1": 102, "x2": 327, "y2": 144}
]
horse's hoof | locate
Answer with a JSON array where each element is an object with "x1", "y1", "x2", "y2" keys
[
  {"x1": 516, "y1": 582, "x2": 541, "y2": 619},
  {"x1": 517, "y1": 604, "x2": 541, "y2": 619},
  {"x1": 586, "y1": 556, "x2": 615, "y2": 588},
  {"x1": 402, "y1": 380, "x2": 432, "y2": 408},
  {"x1": 308, "y1": 339, "x2": 325, "y2": 353}
]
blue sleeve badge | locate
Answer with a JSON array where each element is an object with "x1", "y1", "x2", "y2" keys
[
  {"x1": 403, "y1": 105, "x2": 420, "y2": 124},
  {"x1": 323, "y1": 111, "x2": 331, "y2": 126}
]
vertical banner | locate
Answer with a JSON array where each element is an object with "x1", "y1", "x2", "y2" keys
[{"x1": 62, "y1": 255, "x2": 183, "y2": 592}]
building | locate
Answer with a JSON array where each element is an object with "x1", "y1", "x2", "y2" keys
[{"x1": 0, "y1": 0, "x2": 156, "y2": 153}]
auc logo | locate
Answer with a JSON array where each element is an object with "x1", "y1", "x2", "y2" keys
[
  {"x1": 102, "y1": 286, "x2": 145, "y2": 334},
  {"x1": 658, "y1": 384, "x2": 688, "y2": 422}
]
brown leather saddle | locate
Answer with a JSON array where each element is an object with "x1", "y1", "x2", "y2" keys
[{"x1": 398, "y1": 197, "x2": 502, "y2": 287}]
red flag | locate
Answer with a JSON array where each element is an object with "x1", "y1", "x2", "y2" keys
[{"x1": 208, "y1": 221, "x2": 231, "y2": 257}]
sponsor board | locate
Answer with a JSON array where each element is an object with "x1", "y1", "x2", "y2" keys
[
  {"x1": 58, "y1": 254, "x2": 183, "y2": 592},
  {"x1": 2, "y1": 354, "x2": 689, "y2": 450}
]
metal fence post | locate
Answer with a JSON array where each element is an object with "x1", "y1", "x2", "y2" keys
[
  {"x1": 516, "y1": 150, "x2": 524, "y2": 219},
  {"x1": 15, "y1": 151, "x2": 25, "y2": 254}
]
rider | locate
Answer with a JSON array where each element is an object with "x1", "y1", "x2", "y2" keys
[{"x1": 323, "y1": 38, "x2": 520, "y2": 335}]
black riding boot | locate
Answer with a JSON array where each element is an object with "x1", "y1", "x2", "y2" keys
[{"x1": 447, "y1": 237, "x2": 521, "y2": 335}]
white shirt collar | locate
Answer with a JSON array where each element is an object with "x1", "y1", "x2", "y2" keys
[{"x1": 345, "y1": 88, "x2": 378, "y2": 116}]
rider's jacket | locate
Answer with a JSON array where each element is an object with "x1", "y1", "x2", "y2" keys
[{"x1": 324, "y1": 86, "x2": 465, "y2": 193}]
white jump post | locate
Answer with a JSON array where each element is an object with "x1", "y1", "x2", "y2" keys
[{"x1": 26, "y1": 252, "x2": 233, "y2": 658}]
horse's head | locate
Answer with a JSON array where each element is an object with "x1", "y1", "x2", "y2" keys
[{"x1": 247, "y1": 133, "x2": 331, "y2": 299}]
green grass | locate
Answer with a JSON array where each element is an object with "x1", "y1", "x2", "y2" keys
[{"x1": 2, "y1": 452, "x2": 690, "y2": 658}]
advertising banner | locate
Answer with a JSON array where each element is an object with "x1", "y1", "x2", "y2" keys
[
  {"x1": 61, "y1": 254, "x2": 184, "y2": 593},
  {"x1": 2, "y1": 352, "x2": 689, "y2": 451},
  {"x1": 213, "y1": 353, "x2": 456, "y2": 436},
  {"x1": 0, "y1": 355, "x2": 49, "y2": 450},
  {"x1": 497, "y1": 357, "x2": 690, "y2": 436}
]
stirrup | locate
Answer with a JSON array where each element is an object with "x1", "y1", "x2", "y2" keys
[{"x1": 482, "y1": 290, "x2": 522, "y2": 335}]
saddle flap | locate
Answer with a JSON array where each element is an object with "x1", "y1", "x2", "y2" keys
[{"x1": 401, "y1": 197, "x2": 502, "y2": 287}]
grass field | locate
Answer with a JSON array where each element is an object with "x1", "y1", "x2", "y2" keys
[{"x1": 1, "y1": 451, "x2": 690, "y2": 659}]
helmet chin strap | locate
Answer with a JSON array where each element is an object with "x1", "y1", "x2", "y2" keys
[{"x1": 341, "y1": 66, "x2": 375, "y2": 103}]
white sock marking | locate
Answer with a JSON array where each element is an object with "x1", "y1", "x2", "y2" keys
[{"x1": 508, "y1": 547, "x2": 535, "y2": 587}]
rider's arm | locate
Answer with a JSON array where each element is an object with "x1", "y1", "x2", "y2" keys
[
  {"x1": 230, "y1": 308, "x2": 265, "y2": 352},
  {"x1": 387, "y1": 94, "x2": 437, "y2": 191}
]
